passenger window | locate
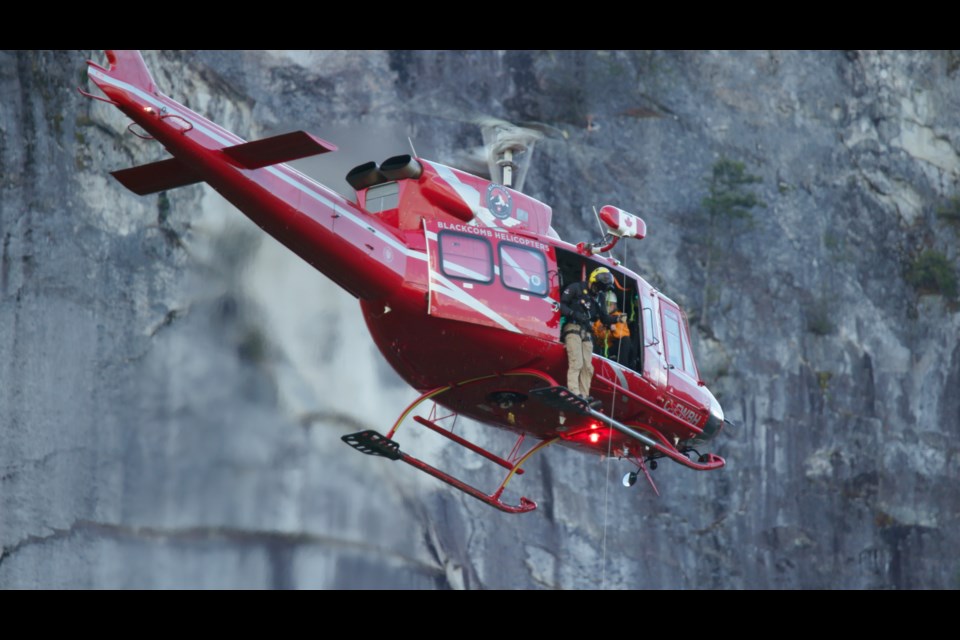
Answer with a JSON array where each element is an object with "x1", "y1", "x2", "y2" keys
[
  {"x1": 438, "y1": 232, "x2": 493, "y2": 283},
  {"x1": 499, "y1": 243, "x2": 548, "y2": 296},
  {"x1": 365, "y1": 181, "x2": 399, "y2": 212}
]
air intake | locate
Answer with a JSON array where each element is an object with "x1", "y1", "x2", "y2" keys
[
  {"x1": 380, "y1": 155, "x2": 423, "y2": 181},
  {"x1": 346, "y1": 161, "x2": 389, "y2": 191}
]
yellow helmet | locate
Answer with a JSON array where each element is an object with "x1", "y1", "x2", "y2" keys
[{"x1": 589, "y1": 267, "x2": 614, "y2": 291}]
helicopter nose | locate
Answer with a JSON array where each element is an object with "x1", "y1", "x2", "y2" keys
[
  {"x1": 703, "y1": 408, "x2": 725, "y2": 441},
  {"x1": 697, "y1": 393, "x2": 725, "y2": 443}
]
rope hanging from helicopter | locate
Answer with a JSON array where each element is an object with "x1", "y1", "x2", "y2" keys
[{"x1": 599, "y1": 214, "x2": 631, "y2": 591}]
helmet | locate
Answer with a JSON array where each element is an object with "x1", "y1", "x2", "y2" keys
[
  {"x1": 605, "y1": 290, "x2": 618, "y2": 308},
  {"x1": 589, "y1": 267, "x2": 614, "y2": 292}
]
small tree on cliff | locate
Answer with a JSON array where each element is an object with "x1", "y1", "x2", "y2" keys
[
  {"x1": 906, "y1": 249, "x2": 958, "y2": 300},
  {"x1": 699, "y1": 157, "x2": 764, "y2": 327}
]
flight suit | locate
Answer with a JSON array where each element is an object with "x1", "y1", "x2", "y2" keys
[{"x1": 559, "y1": 282, "x2": 617, "y2": 398}]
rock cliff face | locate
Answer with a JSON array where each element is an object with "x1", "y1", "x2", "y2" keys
[{"x1": 1, "y1": 50, "x2": 957, "y2": 588}]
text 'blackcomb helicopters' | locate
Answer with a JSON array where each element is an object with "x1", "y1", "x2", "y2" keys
[{"x1": 82, "y1": 50, "x2": 727, "y2": 514}]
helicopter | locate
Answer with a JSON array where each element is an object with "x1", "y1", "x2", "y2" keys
[{"x1": 81, "y1": 50, "x2": 727, "y2": 514}]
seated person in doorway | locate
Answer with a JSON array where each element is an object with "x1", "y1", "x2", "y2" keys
[
  {"x1": 559, "y1": 267, "x2": 619, "y2": 403},
  {"x1": 593, "y1": 290, "x2": 636, "y2": 369}
]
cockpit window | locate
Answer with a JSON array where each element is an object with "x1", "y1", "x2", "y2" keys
[
  {"x1": 662, "y1": 308, "x2": 684, "y2": 371},
  {"x1": 680, "y1": 314, "x2": 698, "y2": 378},
  {"x1": 662, "y1": 305, "x2": 699, "y2": 378}
]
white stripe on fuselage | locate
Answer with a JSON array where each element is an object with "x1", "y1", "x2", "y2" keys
[
  {"x1": 597, "y1": 355, "x2": 630, "y2": 389},
  {"x1": 422, "y1": 160, "x2": 519, "y2": 229},
  {"x1": 499, "y1": 246, "x2": 531, "y2": 286},
  {"x1": 442, "y1": 260, "x2": 490, "y2": 282},
  {"x1": 429, "y1": 271, "x2": 520, "y2": 333}
]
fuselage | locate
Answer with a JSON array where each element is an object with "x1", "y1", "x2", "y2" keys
[{"x1": 87, "y1": 52, "x2": 724, "y2": 459}]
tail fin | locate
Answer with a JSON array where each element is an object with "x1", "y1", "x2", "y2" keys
[{"x1": 88, "y1": 50, "x2": 158, "y2": 95}]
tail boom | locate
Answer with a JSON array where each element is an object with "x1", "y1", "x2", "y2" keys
[{"x1": 86, "y1": 51, "x2": 414, "y2": 301}]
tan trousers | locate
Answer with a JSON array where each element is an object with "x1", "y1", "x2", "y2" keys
[{"x1": 564, "y1": 324, "x2": 594, "y2": 398}]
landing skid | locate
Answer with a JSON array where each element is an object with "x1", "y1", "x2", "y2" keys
[
  {"x1": 342, "y1": 427, "x2": 546, "y2": 514},
  {"x1": 342, "y1": 430, "x2": 401, "y2": 460},
  {"x1": 342, "y1": 368, "x2": 560, "y2": 514},
  {"x1": 529, "y1": 386, "x2": 725, "y2": 471}
]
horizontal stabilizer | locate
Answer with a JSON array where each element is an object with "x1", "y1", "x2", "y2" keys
[
  {"x1": 111, "y1": 157, "x2": 201, "y2": 196},
  {"x1": 222, "y1": 131, "x2": 338, "y2": 169}
]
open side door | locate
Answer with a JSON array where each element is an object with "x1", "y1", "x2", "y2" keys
[{"x1": 424, "y1": 221, "x2": 558, "y2": 340}]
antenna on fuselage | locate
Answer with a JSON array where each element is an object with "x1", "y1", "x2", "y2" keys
[
  {"x1": 407, "y1": 136, "x2": 418, "y2": 159},
  {"x1": 592, "y1": 206, "x2": 608, "y2": 243}
]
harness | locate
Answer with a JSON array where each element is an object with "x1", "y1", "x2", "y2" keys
[
  {"x1": 561, "y1": 322, "x2": 593, "y2": 341},
  {"x1": 561, "y1": 282, "x2": 603, "y2": 342}
]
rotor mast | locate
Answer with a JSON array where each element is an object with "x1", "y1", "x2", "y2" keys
[{"x1": 480, "y1": 118, "x2": 544, "y2": 192}]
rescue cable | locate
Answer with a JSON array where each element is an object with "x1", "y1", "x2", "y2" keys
[{"x1": 600, "y1": 236, "x2": 631, "y2": 590}]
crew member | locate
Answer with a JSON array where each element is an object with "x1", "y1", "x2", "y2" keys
[
  {"x1": 593, "y1": 290, "x2": 636, "y2": 369},
  {"x1": 559, "y1": 267, "x2": 619, "y2": 402}
]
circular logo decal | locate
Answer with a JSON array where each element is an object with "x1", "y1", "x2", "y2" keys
[{"x1": 486, "y1": 183, "x2": 513, "y2": 219}]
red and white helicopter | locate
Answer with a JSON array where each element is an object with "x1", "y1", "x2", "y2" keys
[{"x1": 82, "y1": 50, "x2": 727, "y2": 514}]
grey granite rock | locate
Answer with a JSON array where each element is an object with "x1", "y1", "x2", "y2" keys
[{"x1": 1, "y1": 50, "x2": 957, "y2": 589}]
